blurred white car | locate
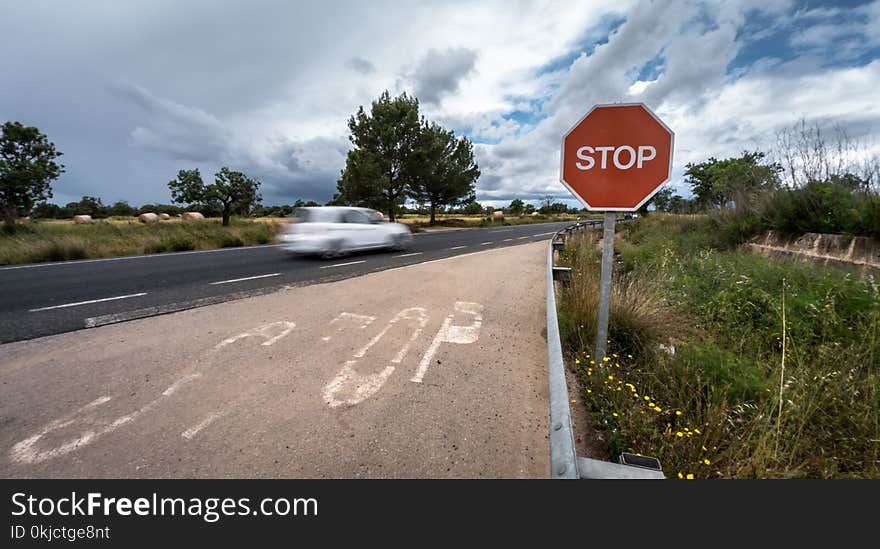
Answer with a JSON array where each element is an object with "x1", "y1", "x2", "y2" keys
[{"x1": 279, "y1": 206, "x2": 413, "y2": 258}]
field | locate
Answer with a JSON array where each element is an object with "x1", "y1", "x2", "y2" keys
[
  {"x1": 557, "y1": 214, "x2": 879, "y2": 478},
  {"x1": 0, "y1": 217, "x2": 281, "y2": 265}
]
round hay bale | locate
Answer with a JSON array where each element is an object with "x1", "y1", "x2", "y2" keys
[
  {"x1": 138, "y1": 212, "x2": 160, "y2": 223},
  {"x1": 158, "y1": 213, "x2": 171, "y2": 220},
  {"x1": 73, "y1": 215, "x2": 95, "y2": 224},
  {"x1": 181, "y1": 211, "x2": 205, "y2": 222},
  {"x1": 492, "y1": 210, "x2": 504, "y2": 220}
]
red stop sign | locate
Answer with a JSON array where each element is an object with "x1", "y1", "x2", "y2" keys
[{"x1": 560, "y1": 103, "x2": 673, "y2": 211}]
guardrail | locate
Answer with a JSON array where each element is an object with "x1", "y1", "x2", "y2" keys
[{"x1": 546, "y1": 217, "x2": 665, "y2": 480}]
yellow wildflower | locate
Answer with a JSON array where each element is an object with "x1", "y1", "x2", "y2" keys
[
  {"x1": 677, "y1": 472, "x2": 683, "y2": 479},
  {"x1": 676, "y1": 432, "x2": 683, "y2": 437},
  {"x1": 703, "y1": 459, "x2": 711, "y2": 465},
  {"x1": 675, "y1": 410, "x2": 682, "y2": 416},
  {"x1": 686, "y1": 474, "x2": 694, "y2": 480}
]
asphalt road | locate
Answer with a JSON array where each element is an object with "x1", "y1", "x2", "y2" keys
[
  {"x1": 0, "y1": 222, "x2": 571, "y2": 343},
  {"x1": 0, "y1": 240, "x2": 552, "y2": 478}
]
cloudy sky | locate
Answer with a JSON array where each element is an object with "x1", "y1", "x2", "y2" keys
[{"x1": 2, "y1": 0, "x2": 879, "y2": 208}]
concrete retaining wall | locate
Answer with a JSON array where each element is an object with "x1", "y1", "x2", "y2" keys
[{"x1": 747, "y1": 231, "x2": 880, "y2": 270}]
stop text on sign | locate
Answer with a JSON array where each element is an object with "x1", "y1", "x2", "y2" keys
[{"x1": 575, "y1": 145, "x2": 656, "y2": 171}]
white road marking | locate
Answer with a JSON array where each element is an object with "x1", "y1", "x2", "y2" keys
[
  {"x1": 83, "y1": 285, "x2": 288, "y2": 329},
  {"x1": 412, "y1": 301, "x2": 484, "y2": 383},
  {"x1": 393, "y1": 252, "x2": 423, "y2": 258},
  {"x1": 163, "y1": 374, "x2": 203, "y2": 396},
  {"x1": 29, "y1": 292, "x2": 148, "y2": 312},
  {"x1": 534, "y1": 232, "x2": 557, "y2": 237},
  {"x1": 480, "y1": 241, "x2": 493, "y2": 245},
  {"x1": 323, "y1": 312, "x2": 375, "y2": 342},
  {"x1": 9, "y1": 373, "x2": 201, "y2": 465},
  {"x1": 209, "y1": 273, "x2": 280, "y2": 285},
  {"x1": 449, "y1": 246, "x2": 468, "y2": 250},
  {"x1": 517, "y1": 236, "x2": 529, "y2": 239},
  {"x1": 323, "y1": 360, "x2": 396, "y2": 409},
  {"x1": 181, "y1": 412, "x2": 225, "y2": 440},
  {"x1": 503, "y1": 238, "x2": 513, "y2": 242},
  {"x1": 9, "y1": 318, "x2": 298, "y2": 464},
  {"x1": 324, "y1": 307, "x2": 428, "y2": 407},
  {"x1": 488, "y1": 228, "x2": 515, "y2": 233},
  {"x1": 320, "y1": 260, "x2": 366, "y2": 269},
  {"x1": 0, "y1": 244, "x2": 286, "y2": 271},
  {"x1": 214, "y1": 321, "x2": 296, "y2": 350}
]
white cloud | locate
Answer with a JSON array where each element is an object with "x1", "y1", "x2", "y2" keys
[{"x1": 1, "y1": 0, "x2": 878, "y2": 207}]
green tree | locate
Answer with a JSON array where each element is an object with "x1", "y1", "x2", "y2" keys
[
  {"x1": 649, "y1": 186, "x2": 674, "y2": 212},
  {"x1": 507, "y1": 198, "x2": 525, "y2": 216},
  {"x1": 685, "y1": 151, "x2": 781, "y2": 212},
  {"x1": 167, "y1": 168, "x2": 205, "y2": 206},
  {"x1": 408, "y1": 121, "x2": 480, "y2": 225},
  {"x1": 168, "y1": 167, "x2": 262, "y2": 226},
  {"x1": 107, "y1": 200, "x2": 137, "y2": 217},
  {"x1": 68, "y1": 195, "x2": 106, "y2": 218},
  {"x1": 336, "y1": 91, "x2": 421, "y2": 221},
  {"x1": 460, "y1": 199, "x2": 484, "y2": 215},
  {"x1": 0, "y1": 121, "x2": 64, "y2": 227}
]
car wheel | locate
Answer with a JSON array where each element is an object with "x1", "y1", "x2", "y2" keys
[
  {"x1": 390, "y1": 233, "x2": 410, "y2": 251},
  {"x1": 322, "y1": 240, "x2": 345, "y2": 259}
]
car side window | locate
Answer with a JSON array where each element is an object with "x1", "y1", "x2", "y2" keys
[{"x1": 343, "y1": 211, "x2": 370, "y2": 224}]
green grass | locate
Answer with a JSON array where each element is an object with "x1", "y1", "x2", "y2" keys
[
  {"x1": 559, "y1": 213, "x2": 880, "y2": 478},
  {"x1": 0, "y1": 218, "x2": 279, "y2": 265}
]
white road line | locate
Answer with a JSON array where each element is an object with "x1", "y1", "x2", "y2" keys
[
  {"x1": 488, "y1": 228, "x2": 515, "y2": 233},
  {"x1": 29, "y1": 292, "x2": 148, "y2": 312},
  {"x1": 181, "y1": 412, "x2": 225, "y2": 440},
  {"x1": 534, "y1": 232, "x2": 557, "y2": 237},
  {"x1": 480, "y1": 241, "x2": 493, "y2": 245},
  {"x1": 503, "y1": 238, "x2": 513, "y2": 242},
  {"x1": 320, "y1": 260, "x2": 366, "y2": 269},
  {"x1": 393, "y1": 252, "x2": 423, "y2": 258},
  {"x1": 449, "y1": 245, "x2": 468, "y2": 250},
  {"x1": 517, "y1": 236, "x2": 529, "y2": 239},
  {"x1": 209, "y1": 273, "x2": 281, "y2": 285}
]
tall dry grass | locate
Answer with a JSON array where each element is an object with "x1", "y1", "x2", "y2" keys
[{"x1": 0, "y1": 218, "x2": 279, "y2": 265}]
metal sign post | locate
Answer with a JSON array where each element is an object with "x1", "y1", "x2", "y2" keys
[
  {"x1": 594, "y1": 212, "x2": 615, "y2": 364},
  {"x1": 559, "y1": 103, "x2": 673, "y2": 364}
]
